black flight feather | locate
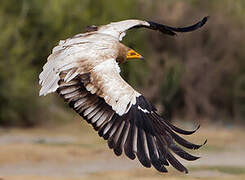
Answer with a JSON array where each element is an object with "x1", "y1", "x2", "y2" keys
[
  {"x1": 136, "y1": 128, "x2": 151, "y2": 167},
  {"x1": 132, "y1": 16, "x2": 209, "y2": 36},
  {"x1": 114, "y1": 120, "x2": 130, "y2": 156},
  {"x1": 57, "y1": 71, "x2": 207, "y2": 174},
  {"x1": 124, "y1": 111, "x2": 137, "y2": 160}
]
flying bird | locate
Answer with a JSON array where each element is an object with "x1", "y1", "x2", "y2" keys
[{"x1": 39, "y1": 17, "x2": 208, "y2": 173}]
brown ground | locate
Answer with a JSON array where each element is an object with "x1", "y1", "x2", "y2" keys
[{"x1": 0, "y1": 120, "x2": 245, "y2": 180}]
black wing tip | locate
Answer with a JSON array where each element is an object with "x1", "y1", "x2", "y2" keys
[
  {"x1": 156, "y1": 166, "x2": 168, "y2": 173},
  {"x1": 203, "y1": 139, "x2": 208, "y2": 146},
  {"x1": 200, "y1": 139, "x2": 208, "y2": 147},
  {"x1": 166, "y1": 122, "x2": 201, "y2": 135},
  {"x1": 126, "y1": 152, "x2": 136, "y2": 160},
  {"x1": 196, "y1": 124, "x2": 201, "y2": 130},
  {"x1": 114, "y1": 148, "x2": 123, "y2": 156},
  {"x1": 193, "y1": 156, "x2": 201, "y2": 160},
  {"x1": 147, "y1": 16, "x2": 209, "y2": 36},
  {"x1": 133, "y1": 95, "x2": 206, "y2": 173},
  {"x1": 192, "y1": 124, "x2": 201, "y2": 134},
  {"x1": 199, "y1": 16, "x2": 209, "y2": 27},
  {"x1": 203, "y1": 16, "x2": 210, "y2": 22},
  {"x1": 161, "y1": 169, "x2": 168, "y2": 173},
  {"x1": 171, "y1": 16, "x2": 209, "y2": 33},
  {"x1": 193, "y1": 139, "x2": 207, "y2": 150}
]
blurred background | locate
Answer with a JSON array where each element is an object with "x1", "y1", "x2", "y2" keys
[{"x1": 0, "y1": 0, "x2": 245, "y2": 180}]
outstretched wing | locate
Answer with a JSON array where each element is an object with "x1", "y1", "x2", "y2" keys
[
  {"x1": 40, "y1": 56, "x2": 206, "y2": 173},
  {"x1": 97, "y1": 16, "x2": 209, "y2": 41}
]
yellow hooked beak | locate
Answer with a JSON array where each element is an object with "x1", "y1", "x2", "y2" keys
[{"x1": 126, "y1": 49, "x2": 144, "y2": 60}]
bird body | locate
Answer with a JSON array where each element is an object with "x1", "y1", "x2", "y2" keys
[{"x1": 39, "y1": 17, "x2": 208, "y2": 173}]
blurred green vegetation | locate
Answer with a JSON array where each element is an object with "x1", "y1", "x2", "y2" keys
[{"x1": 0, "y1": 0, "x2": 245, "y2": 126}]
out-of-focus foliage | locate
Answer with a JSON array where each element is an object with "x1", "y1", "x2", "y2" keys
[
  {"x1": 143, "y1": 0, "x2": 245, "y2": 122},
  {"x1": 0, "y1": 0, "x2": 142, "y2": 126},
  {"x1": 0, "y1": 0, "x2": 245, "y2": 126}
]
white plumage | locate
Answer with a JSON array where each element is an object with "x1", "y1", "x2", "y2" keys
[{"x1": 97, "y1": 20, "x2": 150, "y2": 41}]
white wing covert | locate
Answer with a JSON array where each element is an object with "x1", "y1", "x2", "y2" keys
[
  {"x1": 97, "y1": 20, "x2": 150, "y2": 41},
  {"x1": 87, "y1": 59, "x2": 140, "y2": 115}
]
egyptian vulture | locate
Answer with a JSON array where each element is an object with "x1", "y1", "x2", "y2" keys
[{"x1": 39, "y1": 17, "x2": 208, "y2": 173}]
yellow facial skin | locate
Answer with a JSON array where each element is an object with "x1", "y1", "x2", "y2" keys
[{"x1": 126, "y1": 49, "x2": 144, "y2": 60}]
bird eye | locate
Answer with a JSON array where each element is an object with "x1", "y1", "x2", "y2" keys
[{"x1": 130, "y1": 52, "x2": 136, "y2": 56}]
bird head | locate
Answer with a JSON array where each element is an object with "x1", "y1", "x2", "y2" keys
[
  {"x1": 126, "y1": 49, "x2": 144, "y2": 60},
  {"x1": 117, "y1": 45, "x2": 144, "y2": 64}
]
